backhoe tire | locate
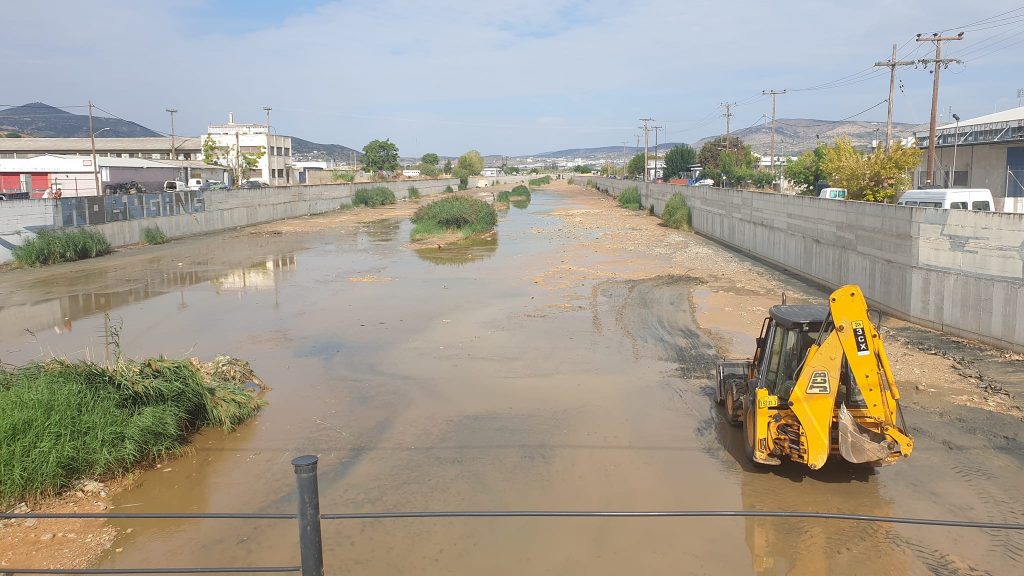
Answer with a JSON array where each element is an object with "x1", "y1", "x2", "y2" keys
[{"x1": 724, "y1": 388, "x2": 742, "y2": 427}]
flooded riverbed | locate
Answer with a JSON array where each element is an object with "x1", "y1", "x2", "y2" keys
[{"x1": 1, "y1": 189, "x2": 1021, "y2": 575}]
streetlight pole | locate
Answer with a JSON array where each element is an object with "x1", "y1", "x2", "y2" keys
[{"x1": 950, "y1": 113, "x2": 961, "y2": 187}]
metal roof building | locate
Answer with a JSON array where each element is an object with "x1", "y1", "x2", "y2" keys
[{"x1": 0, "y1": 137, "x2": 203, "y2": 160}]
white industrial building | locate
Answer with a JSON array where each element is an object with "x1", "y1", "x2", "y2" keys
[{"x1": 205, "y1": 113, "x2": 293, "y2": 186}]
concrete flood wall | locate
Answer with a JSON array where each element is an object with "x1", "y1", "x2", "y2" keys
[
  {"x1": 581, "y1": 176, "x2": 1024, "y2": 351},
  {"x1": 0, "y1": 179, "x2": 457, "y2": 264},
  {"x1": 1, "y1": 199, "x2": 58, "y2": 263}
]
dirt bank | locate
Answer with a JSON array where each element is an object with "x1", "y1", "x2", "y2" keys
[{"x1": 542, "y1": 180, "x2": 1024, "y2": 424}]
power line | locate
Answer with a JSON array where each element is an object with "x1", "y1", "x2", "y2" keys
[{"x1": 937, "y1": 6, "x2": 1024, "y2": 33}]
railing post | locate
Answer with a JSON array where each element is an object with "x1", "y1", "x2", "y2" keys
[{"x1": 292, "y1": 455, "x2": 324, "y2": 576}]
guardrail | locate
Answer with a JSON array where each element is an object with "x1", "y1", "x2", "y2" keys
[{"x1": 3, "y1": 455, "x2": 1022, "y2": 574}]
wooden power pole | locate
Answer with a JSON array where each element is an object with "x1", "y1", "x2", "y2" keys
[
  {"x1": 640, "y1": 118, "x2": 653, "y2": 182},
  {"x1": 917, "y1": 32, "x2": 963, "y2": 185},
  {"x1": 874, "y1": 44, "x2": 916, "y2": 154},
  {"x1": 721, "y1": 102, "x2": 735, "y2": 161}
]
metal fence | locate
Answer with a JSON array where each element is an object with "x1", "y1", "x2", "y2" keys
[
  {"x1": 2, "y1": 455, "x2": 1022, "y2": 575},
  {"x1": 58, "y1": 191, "x2": 206, "y2": 228}
]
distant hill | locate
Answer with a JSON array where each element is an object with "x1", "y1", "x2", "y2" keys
[
  {"x1": 693, "y1": 119, "x2": 925, "y2": 156},
  {"x1": 0, "y1": 102, "x2": 161, "y2": 137},
  {"x1": 290, "y1": 137, "x2": 363, "y2": 163}
]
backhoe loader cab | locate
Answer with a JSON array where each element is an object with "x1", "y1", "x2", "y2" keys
[{"x1": 716, "y1": 285, "x2": 913, "y2": 469}]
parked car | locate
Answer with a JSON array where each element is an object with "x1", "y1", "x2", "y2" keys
[
  {"x1": 818, "y1": 187, "x2": 848, "y2": 200},
  {"x1": 896, "y1": 188, "x2": 994, "y2": 211},
  {"x1": 199, "y1": 181, "x2": 229, "y2": 191},
  {"x1": 240, "y1": 180, "x2": 268, "y2": 189},
  {"x1": 164, "y1": 180, "x2": 188, "y2": 192},
  {"x1": 105, "y1": 181, "x2": 147, "y2": 194},
  {"x1": 187, "y1": 178, "x2": 206, "y2": 191},
  {"x1": 694, "y1": 178, "x2": 715, "y2": 186}
]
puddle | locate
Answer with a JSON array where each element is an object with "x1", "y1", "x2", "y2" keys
[{"x1": 414, "y1": 232, "x2": 498, "y2": 266}]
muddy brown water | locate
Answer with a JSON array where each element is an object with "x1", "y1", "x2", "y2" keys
[{"x1": 1, "y1": 190, "x2": 1022, "y2": 575}]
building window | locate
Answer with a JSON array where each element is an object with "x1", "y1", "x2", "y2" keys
[{"x1": 284, "y1": 148, "x2": 290, "y2": 156}]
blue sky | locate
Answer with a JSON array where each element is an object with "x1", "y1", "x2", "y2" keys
[{"x1": 2, "y1": 1, "x2": 1023, "y2": 156}]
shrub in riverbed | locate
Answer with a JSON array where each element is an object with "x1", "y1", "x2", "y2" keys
[
  {"x1": 142, "y1": 225, "x2": 167, "y2": 245},
  {"x1": 407, "y1": 185, "x2": 421, "y2": 200},
  {"x1": 496, "y1": 185, "x2": 531, "y2": 203},
  {"x1": 0, "y1": 356, "x2": 266, "y2": 506},
  {"x1": 411, "y1": 196, "x2": 497, "y2": 241},
  {"x1": 11, "y1": 229, "x2": 111, "y2": 267},
  {"x1": 528, "y1": 175, "x2": 552, "y2": 187},
  {"x1": 617, "y1": 186, "x2": 641, "y2": 210},
  {"x1": 444, "y1": 185, "x2": 454, "y2": 193},
  {"x1": 662, "y1": 193, "x2": 691, "y2": 230},
  {"x1": 352, "y1": 186, "x2": 397, "y2": 207}
]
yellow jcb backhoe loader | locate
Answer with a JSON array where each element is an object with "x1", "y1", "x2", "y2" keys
[{"x1": 715, "y1": 285, "x2": 913, "y2": 469}]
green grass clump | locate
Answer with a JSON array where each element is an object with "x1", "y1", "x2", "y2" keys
[
  {"x1": 411, "y1": 196, "x2": 497, "y2": 241},
  {"x1": 528, "y1": 175, "x2": 552, "y2": 187},
  {"x1": 0, "y1": 356, "x2": 266, "y2": 506},
  {"x1": 12, "y1": 229, "x2": 111, "y2": 267},
  {"x1": 407, "y1": 186, "x2": 421, "y2": 200},
  {"x1": 142, "y1": 226, "x2": 167, "y2": 245},
  {"x1": 496, "y1": 185, "x2": 531, "y2": 203},
  {"x1": 352, "y1": 186, "x2": 397, "y2": 207},
  {"x1": 662, "y1": 193, "x2": 691, "y2": 230},
  {"x1": 444, "y1": 185, "x2": 454, "y2": 193},
  {"x1": 617, "y1": 186, "x2": 641, "y2": 210}
]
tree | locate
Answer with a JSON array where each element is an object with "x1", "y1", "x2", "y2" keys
[
  {"x1": 201, "y1": 135, "x2": 265, "y2": 187},
  {"x1": 822, "y1": 137, "x2": 921, "y2": 203},
  {"x1": 503, "y1": 165, "x2": 520, "y2": 175},
  {"x1": 454, "y1": 147, "x2": 485, "y2": 175},
  {"x1": 572, "y1": 164, "x2": 594, "y2": 174},
  {"x1": 443, "y1": 159, "x2": 453, "y2": 174},
  {"x1": 784, "y1": 145, "x2": 828, "y2": 195},
  {"x1": 421, "y1": 153, "x2": 440, "y2": 166},
  {"x1": 202, "y1": 135, "x2": 220, "y2": 165},
  {"x1": 663, "y1": 144, "x2": 697, "y2": 180},
  {"x1": 362, "y1": 139, "x2": 400, "y2": 173},
  {"x1": 698, "y1": 136, "x2": 754, "y2": 174},
  {"x1": 625, "y1": 153, "x2": 645, "y2": 177},
  {"x1": 416, "y1": 163, "x2": 441, "y2": 177}
]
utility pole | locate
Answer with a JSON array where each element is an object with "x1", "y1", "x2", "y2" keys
[
  {"x1": 263, "y1": 106, "x2": 272, "y2": 132},
  {"x1": 721, "y1": 102, "x2": 735, "y2": 160},
  {"x1": 874, "y1": 44, "x2": 915, "y2": 154},
  {"x1": 1017, "y1": 88, "x2": 1023, "y2": 108},
  {"x1": 166, "y1": 108, "x2": 177, "y2": 164},
  {"x1": 917, "y1": 32, "x2": 963, "y2": 185},
  {"x1": 640, "y1": 118, "x2": 653, "y2": 182},
  {"x1": 653, "y1": 126, "x2": 664, "y2": 181},
  {"x1": 763, "y1": 90, "x2": 786, "y2": 181},
  {"x1": 88, "y1": 100, "x2": 100, "y2": 196}
]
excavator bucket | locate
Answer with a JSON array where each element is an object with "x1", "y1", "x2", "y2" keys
[{"x1": 837, "y1": 404, "x2": 896, "y2": 465}]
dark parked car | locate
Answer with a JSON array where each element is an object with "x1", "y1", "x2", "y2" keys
[
  {"x1": 240, "y1": 180, "x2": 268, "y2": 189},
  {"x1": 199, "y1": 181, "x2": 229, "y2": 191}
]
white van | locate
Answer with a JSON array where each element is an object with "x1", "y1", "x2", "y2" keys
[
  {"x1": 163, "y1": 180, "x2": 188, "y2": 192},
  {"x1": 818, "y1": 187, "x2": 847, "y2": 200},
  {"x1": 896, "y1": 188, "x2": 994, "y2": 211},
  {"x1": 186, "y1": 178, "x2": 205, "y2": 191}
]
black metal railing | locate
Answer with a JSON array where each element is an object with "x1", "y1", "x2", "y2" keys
[{"x1": 3, "y1": 455, "x2": 1023, "y2": 575}]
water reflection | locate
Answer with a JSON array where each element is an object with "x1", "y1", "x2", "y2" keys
[
  {"x1": 211, "y1": 255, "x2": 297, "y2": 292},
  {"x1": 357, "y1": 219, "x2": 401, "y2": 248},
  {"x1": 511, "y1": 197, "x2": 531, "y2": 210},
  {"x1": 414, "y1": 232, "x2": 498, "y2": 267},
  {"x1": 0, "y1": 254, "x2": 297, "y2": 341}
]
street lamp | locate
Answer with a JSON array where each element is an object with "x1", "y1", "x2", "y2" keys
[{"x1": 950, "y1": 113, "x2": 961, "y2": 187}]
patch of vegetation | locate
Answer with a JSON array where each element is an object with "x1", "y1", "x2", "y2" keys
[
  {"x1": 496, "y1": 184, "x2": 531, "y2": 203},
  {"x1": 458, "y1": 176, "x2": 469, "y2": 191},
  {"x1": 661, "y1": 193, "x2": 691, "y2": 230},
  {"x1": 528, "y1": 175, "x2": 552, "y2": 187},
  {"x1": 411, "y1": 196, "x2": 497, "y2": 241},
  {"x1": 330, "y1": 170, "x2": 356, "y2": 183},
  {"x1": 444, "y1": 184, "x2": 455, "y2": 193},
  {"x1": 142, "y1": 226, "x2": 167, "y2": 245},
  {"x1": 352, "y1": 186, "x2": 397, "y2": 207},
  {"x1": 407, "y1": 185, "x2": 421, "y2": 200},
  {"x1": 339, "y1": 202, "x2": 354, "y2": 210},
  {"x1": 12, "y1": 229, "x2": 111, "y2": 267},
  {"x1": 0, "y1": 356, "x2": 266, "y2": 506},
  {"x1": 617, "y1": 186, "x2": 641, "y2": 210}
]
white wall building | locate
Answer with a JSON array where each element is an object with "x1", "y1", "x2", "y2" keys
[{"x1": 206, "y1": 113, "x2": 293, "y2": 186}]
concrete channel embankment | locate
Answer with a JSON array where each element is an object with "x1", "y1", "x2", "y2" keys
[
  {"x1": 0, "y1": 179, "x2": 458, "y2": 263},
  {"x1": 581, "y1": 176, "x2": 1024, "y2": 352}
]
